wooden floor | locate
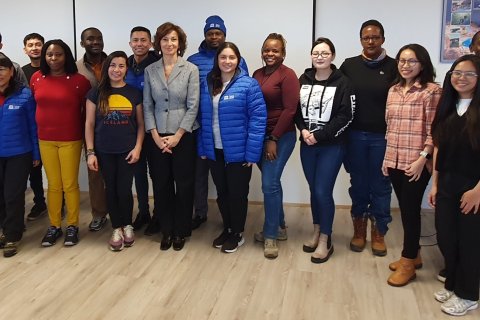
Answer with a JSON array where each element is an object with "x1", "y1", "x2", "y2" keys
[{"x1": 0, "y1": 191, "x2": 478, "y2": 320}]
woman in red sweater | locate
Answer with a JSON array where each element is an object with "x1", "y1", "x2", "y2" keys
[{"x1": 30, "y1": 39, "x2": 91, "y2": 247}]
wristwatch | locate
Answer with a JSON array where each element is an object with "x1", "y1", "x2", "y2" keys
[{"x1": 419, "y1": 151, "x2": 431, "y2": 159}]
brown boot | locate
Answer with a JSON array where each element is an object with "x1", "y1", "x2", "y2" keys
[
  {"x1": 389, "y1": 251, "x2": 423, "y2": 271},
  {"x1": 311, "y1": 233, "x2": 334, "y2": 264},
  {"x1": 303, "y1": 224, "x2": 320, "y2": 253},
  {"x1": 350, "y1": 217, "x2": 368, "y2": 252},
  {"x1": 387, "y1": 257, "x2": 416, "y2": 287},
  {"x1": 371, "y1": 222, "x2": 387, "y2": 256}
]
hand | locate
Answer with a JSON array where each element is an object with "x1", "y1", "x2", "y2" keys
[
  {"x1": 460, "y1": 188, "x2": 480, "y2": 214},
  {"x1": 381, "y1": 163, "x2": 389, "y2": 176},
  {"x1": 126, "y1": 147, "x2": 141, "y2": 164},
  {"x1": 404, "y1": 157, "x2": 426, "y2": 182},
  {"x1": 265, "y1": 140, "x2": 277, "y2": 161},
  {"x1": 164, "y1": 133, "x2": 181, "y2": 149},
  {"x1": 428, "y1": 185, "x2": 437, "y2": 208},
  {"x1": 301, "y1": 129, "x2": 317, "y2": 145},
  {"x1": 87, "y1": 154, "x2": 98, "y2": 171},
  {"x1": 33, "y1": 160, "x2": 40, "y2": 167}
]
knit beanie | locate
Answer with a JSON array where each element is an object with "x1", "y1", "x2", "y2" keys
[{"x1": 204, "y1": 15, "x2": 227, "y2": 36}]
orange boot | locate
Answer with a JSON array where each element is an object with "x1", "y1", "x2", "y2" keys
[
  {"x1": 387, "y1": 257, "x2": 416, "y2": 287},
  {"x1": 371, "y1": 222, "x2": 387, "y2": 256},
  {"x1": 389, "y1": 251, "x2": 423, "y2": 271},
  {"x1": 350, "y1": 217, "x2": 368, "y2": 252}
]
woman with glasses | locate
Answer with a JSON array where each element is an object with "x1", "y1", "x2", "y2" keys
[
  {"x1": 382, "y1": 44, "x2": 441, "y2": 287},
  {"x1": 296, "y1": 37, "x2": 354, "y2": 263},
  {"x1": 340, "y1": 19, "x2": 398, "y2": 257},
  {"x1": 428, "y1": 54, "x2": 480, "y2": 316}
]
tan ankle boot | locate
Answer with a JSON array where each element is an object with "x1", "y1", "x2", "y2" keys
[
  {"x1": 387, "y1": 257, "x2": 416, "y2": 286},
  {"x1": 311, "y1": 233, "x2": 334, "y2": 264},
  {"x1": 371, "y1": 222, "x2": 387, "y2": 256},
  {"x1": 303, "y1": 224, "x2": 320, "y2": 253},
  {"x1": 350, "y1": 217, "x2": 368, "y2": 252},
  {"x1": 389, "y1": 251, "x2": 423, "y2": 271}
]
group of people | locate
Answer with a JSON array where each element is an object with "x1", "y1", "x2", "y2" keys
[{"x1": 0, "y1": 16, "x2": 479, "y2": 317}]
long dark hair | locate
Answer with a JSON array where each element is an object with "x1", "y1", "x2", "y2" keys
[
  {"x1": 432, "y1": 54, "x2": 480, "y2": 150},
  {"x1": 394, "y1": 44, "x2": 436, "y2": 88},
  {"x1": 0, "y1": 53, "x2": 19, "y2": 97},
  {"x1": 39, "y1": 39, "x2": 77, "y2": 75},
  {"x1": 97, "y1": 51, "x2": 128, "y2": 116},
  {"x1": 210, "y1": 42, "x2": 241, "y2": 96}
]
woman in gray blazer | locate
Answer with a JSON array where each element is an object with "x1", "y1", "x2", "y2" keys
[{"x1": 143, "y1": 22, "x2": 199, "y2": 251}]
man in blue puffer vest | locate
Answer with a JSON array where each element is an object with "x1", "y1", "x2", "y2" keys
[{"x1": 187, "y1": 15, "x2": 248, "y2": 230}]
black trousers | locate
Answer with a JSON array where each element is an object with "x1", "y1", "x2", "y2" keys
[
  {"x1": 388, "y1": 167, "x2": 430, "y2": 259},
  {"x1": 435, "y1": 172, "x2": 480, "y2": 301},
  {"x1": 208, "y1": 149, "x2": 252, "y2": 234},
  {"x1": 97, "y1": 152, "x2": 135, "y2": 229},
  {"x1": 0, "y1": 152, "x2": 32, "y2": 242},
  {"x1": 29, "y1": 161, "x2": 46, "y2": 206},
  {"x1": 150, "y1": 133, "x2": 195, "y2": 238}
]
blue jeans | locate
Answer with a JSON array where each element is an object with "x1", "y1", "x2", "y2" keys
[
  {"x1": 345, "y1": 130, "x2": 392, "y2": 235},
  {"x1": 300, "y1": 143, "x2": 345, "y2": 235},
  {"x1": 259, "y1": 131, "x2": 296, "y2": 239}
]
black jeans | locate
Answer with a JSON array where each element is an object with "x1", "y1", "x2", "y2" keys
[
  {"x1": 388, "y1": 167, "x2": 430, "y2": 259},
  {"x1": 208, "y1": 149, "x2": 252, "y2": 234},
  {"x1": 134, "y1": 133, "x2": 155, "y2": 216},
  {"x1": 97, "y1": 152, "x2": 135, "y2": 229},
  {"x1": 150, "y1": 133, "x2": 195, "y2": 237},
  {"x1": 435, "y1": 172, "x2": 480, "y2": 301},
  {"x1": 0, "y1": 152, "x2": 32, "y2": 242},
  {"x1": 29, "y1": 161, "x2": 46, "y2": 206}
]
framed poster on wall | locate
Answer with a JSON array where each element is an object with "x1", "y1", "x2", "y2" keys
[{"x1": 441, "y1": 0, "x2": 480, "y2": 62}]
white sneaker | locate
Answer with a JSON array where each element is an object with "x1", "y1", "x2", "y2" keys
[
  {"x1": 109, "y1": 228, "x2": 124, "y2": 251},
  {"x1": 441, "y1": 295, "x2": 478, "y2": 316},
  {"x1": 123, "y1": 225, "x2": 135, "y2": 247},
  {"x1": 434, "y1": 289, "x2": 454, "y2": 303}
]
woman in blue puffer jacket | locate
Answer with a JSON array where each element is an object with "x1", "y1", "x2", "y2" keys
[
  {"x1": 197, "y1": 41, "x2": 266, "y2": 254},
  {"x1": 0, "y1": 54, "x2": 40, "y2": 257}
]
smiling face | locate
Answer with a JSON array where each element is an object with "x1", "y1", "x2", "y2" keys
[
  {"x1": 129, "y1": 31, "x2": 152, "y2": 58},
  {"x1": 45, "y1": 44, "x2": 66, "y2": 75},
  {"x1": 218, "y1": 47, "x2": 238, "y2": 76},
  {"x1": 0, "y1": 65, "x2": 14, "y2": 92},
  {"x1": 398, "y1": 49, "x2": 422, "y2": 85},
  {"x1": 81, "y1": 29, "x2": 104, "y2": 55},
  {"x1": 160, "y1": 30, "x2": 179, "y2": 57},
  {"x1": 360, "y1": 25, "x2": 385, "y2": 59},
  {"x1": 451, "y1": 60, "x2": 478, "y2": 99},
  {"x1": 108, "y1": 57, "x2": 127, "y2": 85},
  {"x1": 24, "y1": 38, "x2": 43, "y2": 60},
  {"x1": 262, "y1": 39, "x2": 284, "y2": 69},
  {"x1": 311, "y1": 42, "x2": 334, "y2": 71}
]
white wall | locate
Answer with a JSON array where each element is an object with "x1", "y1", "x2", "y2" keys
[{"x1": 2, "y1": 0, "x2": 452, "y2": 206}]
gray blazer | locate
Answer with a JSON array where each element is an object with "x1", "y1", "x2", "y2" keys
[{"x1": 143, "y1": 56, "x2": 200, "y2": 134}]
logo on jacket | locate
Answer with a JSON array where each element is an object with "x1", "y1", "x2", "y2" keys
[
  {"x1": 8, "y1": 105, "x2": 20, "y2": 110},
  {"x1": 223, "y1": 95, "x2": 234, "y2": 100}
]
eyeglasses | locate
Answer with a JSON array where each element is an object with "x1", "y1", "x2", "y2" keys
[
  {"x1": 450, "y1": 70, "x2": 478, "y2": 79},
  {"x1": 397, "y1": 59, "x2": 420, "y2": 67},
  {"x1": 311, "y1": 51, "x2": 332, "y2": 59},
  {"x1": 361, "y1": 36, "x2": 382, "y2": 42}
]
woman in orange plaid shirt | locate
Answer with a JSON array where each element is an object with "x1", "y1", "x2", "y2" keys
[{"x1": 381, "y1": 44, "x2": 441, "y2": 287}]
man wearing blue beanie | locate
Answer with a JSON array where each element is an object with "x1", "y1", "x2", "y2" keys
[{"x1": 188, "y1": 15, "x2": 249, "y2": 230}]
